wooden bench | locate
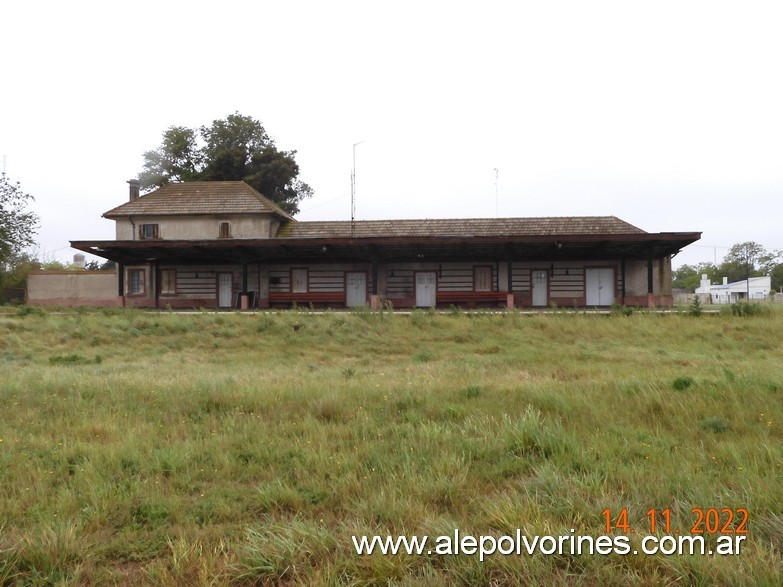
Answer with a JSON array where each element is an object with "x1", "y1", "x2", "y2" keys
[
  {"x1": 437, "y1": 291, "x2": 509, "y2": 307},
  {"x1": 269, "y1": 292, "x2": 345, "y2": 307}
]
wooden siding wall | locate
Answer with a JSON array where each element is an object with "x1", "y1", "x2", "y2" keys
[
  {"x1": 510, "y1": 262, "x2": 621, "y2": 299},
  {"x1": 510, "y1": 264, "x2": 532, "y2": 293},
  {"x1": 385, "y1": 268, "x2": 414, "y2": 299},
  {"x1": 173, "y1": 268, "x2": 217, "y2": 298},
  {"x1": 161, "y1": 265, "x2": 260, "y2": 300},
  {"x1": 436, "y1": 264, "x2": 498, "y2": 292},
  {"x1": 268, "y1": 265, "x2": 374, "y2": 294},
  {"x1": 385, "y1": 263, "x2": 499, "y2": 298},
  {"x1": 135, "y1": 259, "x2": 640, "y2": 308},
  {"x1": 549, "y1": 268, "x2": 584, "y2": 298}
]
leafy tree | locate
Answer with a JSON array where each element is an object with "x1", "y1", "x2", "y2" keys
[
  {"x1": 0, "y1": 173, "x2": 38, "y2": 270},
  {"x1": 672, "y1": 264, "x2": 699, "y2": 290},
  {"x1": 724, "y1": 241, "x2": 767, "y2": 266},
  {"x1": 681, "y1": 242, "x2": 783, "y2": 292},
  {"x1": 0, "y1": 251, "x2": 40, "y2": 291},
  {"x1": 757, "y1": 249, "x2": 782, "y2": 277},
  {"x1": 139, "y1": 113, "x2": 313, "y2": 215},
  {"x1": 672, "y1": 262, "x2": 718, "y2": 291},
  {"x1": 707, "y1": 241, "x2": 779, "y2": 287},
  {"x1": 770, "y1": 264, "x2": 783, "y2": 292},
  {"x1": 84, "y1": 259, "x2": 116, "y2": 271},
  {"x1": 40, "y1": 260, "x2": 70, "y2": 271},
  {"x1": 716, "y1": 241, "x2": 766, "y2": 284},
  {"x1": 139, "y1": 126, "x2": 201, "y2": 187}
]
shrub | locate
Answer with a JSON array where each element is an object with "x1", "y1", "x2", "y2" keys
[
  {"x1": 16, "y1": 305, "x2": 43, "y2": 317},
  {"x1": 699, "y1": 416, "x2": 732, "y2": 433},
  {"x1": 688, "y1": 296, "x2": 703, "y2": 316},
  {"x1": 413, "y1": 350, "x2": 434, "y2": 362},
  {"x1": 610, "y1": 303, "x2": 633, "y2": 316},
  {"x1": 49, "y1": 353, "x2": 102, "y2": 365},
  {"x1": 461, "y1": 385, "x2": 481, "y2": 399},
  {"x1": 672, "y1": 376, "x2": 694, "y2": 391},
  {"x1": 730, "y1": 301, "x2": 770, "y2": 317}
]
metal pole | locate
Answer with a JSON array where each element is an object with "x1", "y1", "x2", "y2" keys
[
  {"x1": 351, "y1": 141, "x2": 364, "y2": 237},
  {"x1": 494, "y1": 168, "x2": 499, "y2": 216}
]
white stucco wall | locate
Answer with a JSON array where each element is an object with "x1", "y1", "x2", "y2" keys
[{"x1": 114, "y1": 215, "x2": 274, "y2": 240}]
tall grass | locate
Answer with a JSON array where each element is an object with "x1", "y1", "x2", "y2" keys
[{"x1": 0, "y1": 308, "x2": 781, "y2": 584}]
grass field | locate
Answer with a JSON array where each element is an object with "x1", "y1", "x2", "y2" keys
[{"x1": 1, "y1": 306, "x2": 782, "y2": 585}]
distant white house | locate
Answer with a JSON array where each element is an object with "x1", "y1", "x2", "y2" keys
[{"x1": 695, "y1": 274, "x2": 771, "y2": 304}]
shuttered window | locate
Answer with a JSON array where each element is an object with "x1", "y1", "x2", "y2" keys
[
  {"x1": 161, "y1": 269, "x2": 176, "y2": 295},
  {"x1": 474, "y1": 266, "x2": 492, "y2": 292},
  {"x1": 139, "y1": 224, "x2": 159, "y2": 239}
]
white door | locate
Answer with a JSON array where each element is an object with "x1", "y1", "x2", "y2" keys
[
  {"x1": 532, "y1": 270, "x2": 548, "y2": 306},
  {"x1": 291, "y1": 268, "x2": 308, "y2": 293},
  {"x1": 218, "y1": 273, "x2": 233, "y2": 308},
  {"x1": 415, "y1": 272, "x2": 436, "y2": 307},
  {"x1": 586, "y1": 268, "x2": 615, "y2": 306},
  {"x1": 346, "y1": 272, "x2": 367, "y2": 307}
]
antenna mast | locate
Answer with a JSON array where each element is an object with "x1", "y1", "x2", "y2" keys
[
  {"x1": 494, "y1": 168, "x2": 499, "y2": 216},
  {"x1": 351, "y1": 141, "x2": 364, "y2": 236}
]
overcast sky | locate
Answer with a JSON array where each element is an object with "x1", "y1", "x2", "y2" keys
[{"x1": 2, "y1": 1, "x2": 781, "y2": 268}]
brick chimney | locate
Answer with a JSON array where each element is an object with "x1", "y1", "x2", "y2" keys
[{"x1": 127, "y1": 179, "x2": 141, "y2": 201}]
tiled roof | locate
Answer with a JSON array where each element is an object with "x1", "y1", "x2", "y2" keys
[
  {"x1": 276, "y1": 216, "x2": 646, "y2": 239},
  {"x1": 103, "y1": 181, "x2": 293, "y2": 220}
]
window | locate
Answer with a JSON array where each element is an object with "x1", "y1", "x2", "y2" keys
[
  {"x1": 219, "y1": 222, "x2": 231, "y2": 238},
  {"x1": 128, "y1": 269, "x2": 145, "y2": 295},
  {"x1": 161, "y1": 269, "x2": 176, "y2": 295},
  {"x1": 139, "y1": 223, "x2": 159, "y2": 239},
  {"x1": 291, "y1": 268, "x2": 308, "y2": 293},
  {"x1": 474, "y1": 266, "x2": 492, "y2": 292}
]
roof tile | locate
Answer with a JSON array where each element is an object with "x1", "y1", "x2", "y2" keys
[
  {"x1": 103, "y1": 181, "x2": 292, "y2": 220},
  {"x1": 275, "y1": 216, "x2": 646, "y2": 239}
]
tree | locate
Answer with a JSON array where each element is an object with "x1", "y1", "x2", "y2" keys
[
  {"x1": 672, "y1": 264, "x2": 699, "y2": 291},
  {"x1": 711, "y1": 241, "x2": 767, "y2": 285},
  {"x1": 681, "y1": 241, "x2": 783, "y2": 292},
  {"x1": 139, "y1": 113, "x2": 313, "y2": 215},
  {"x1": 139, "y1": 126, "x2": 201, "y2": 187},
  {"x1": 770, "y1": 264, "x2": 783, "y2": 292},
  {"x1": 0, "y1": 173, "x2": 38, "y2": 270},
  {"x1": 672, "y1": 262, "x2": 719, "y2": 291},
  {"x1": 0, "y1": 251, "x2": 40, "y2": 291},
  {"x1": 85, "y1": 259, "x2": 115, "y2": 271}
]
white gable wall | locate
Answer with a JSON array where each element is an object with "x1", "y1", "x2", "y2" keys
[{"x1": 114, "y1": 215, "x2": 274, "y2": 240}]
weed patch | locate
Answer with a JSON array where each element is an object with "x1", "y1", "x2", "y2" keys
[
  {"x1": 699, "y1": 416, "x2": 732, "y2": 433},
  {"x1": 672, "y1": 375, "x2": 695, "y2": 390},
  {"x1": 49, "y1": 353, "x2": 102, "y2": 365}
]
